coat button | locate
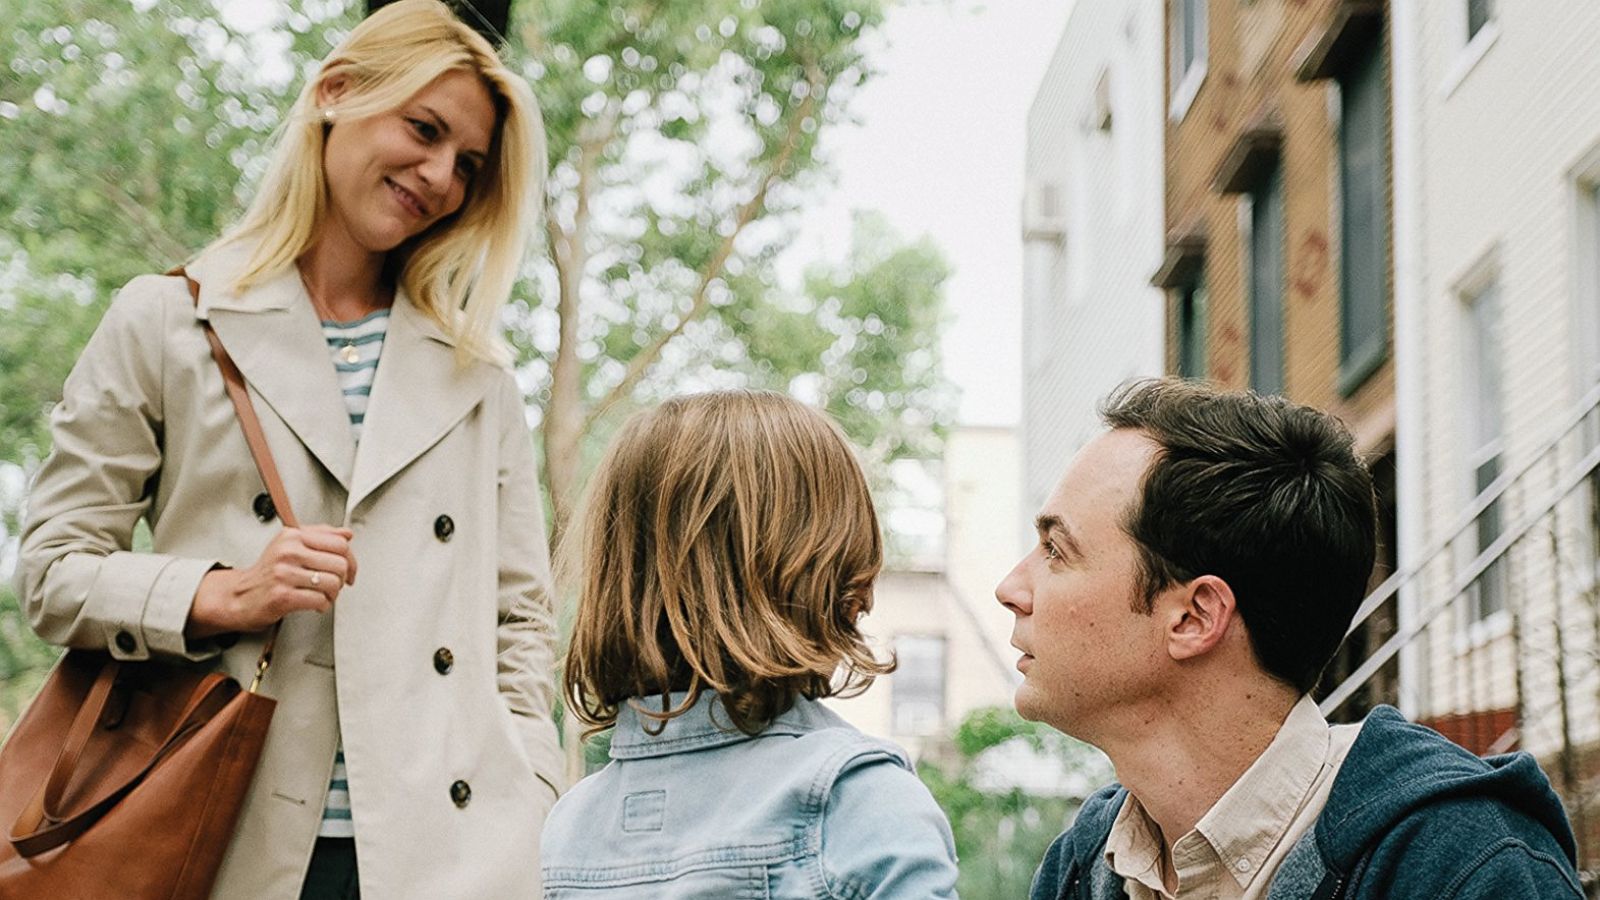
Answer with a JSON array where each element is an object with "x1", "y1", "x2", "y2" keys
[
  {"x1": 449, "y1": 780, "x2": 471, "y2": 808},
  {"x1": 433, "y1": 514, "x2": 454, "y2": 542},
  {"x1": 252, "y1": 492, "x2": 277, "y2": 522},
  {"x1": 114, "y1": 630, "x2": 137, "y2": 653},
  {"x1": 433, "y1": 647, "x2": 454, "y2": 675}
]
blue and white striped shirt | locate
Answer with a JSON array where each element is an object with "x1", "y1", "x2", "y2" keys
[{"x1": 318, "y1": 307, "x2": 389, "y2": 838}]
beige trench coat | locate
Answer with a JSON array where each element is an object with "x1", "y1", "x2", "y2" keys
[{"x1": 17, "y1": 240, "x2": 563, "y2": 899}]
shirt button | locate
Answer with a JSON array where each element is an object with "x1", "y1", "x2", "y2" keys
[
  {"x1": 252, "y1": 492, "x2": 277, "y2": 522},
  {"x1": 1234, "y1": 858, "x2": 1252, "y2": 873},
  {"x1": 450, "y1": 779, "x2": 472, "y2": 808},
  {"x1": 114, "y1": 630, "x2": 137, "y2": 654},
  {"x1": 433, "y1": 647, "x2": 454, "y2": 675},
  {"x1": 434, "y1": 514, "x2": 455, "y2": 542}
]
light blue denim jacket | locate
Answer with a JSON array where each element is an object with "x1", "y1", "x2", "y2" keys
[{"x1": 541, "y1": 691, "x2": 960, "y2": 898}]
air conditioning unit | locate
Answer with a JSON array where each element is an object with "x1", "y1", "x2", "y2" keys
[{"x1": 1022, "y1": 179, "x2": 1066, "y2": 243}]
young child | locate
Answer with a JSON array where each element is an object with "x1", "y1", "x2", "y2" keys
[{"x1": 541, "y1": 390, "x2": 960, "y2": 898}]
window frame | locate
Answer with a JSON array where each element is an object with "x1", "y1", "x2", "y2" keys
[
  {"x1": 1176, "y1": 270, "x2": 1209, "y2": 380},
  {"x1": 1247, "y1": 165, "x2": 1287, "y2": 396},
  {"x1": 890, "y1": 633, "x2": 947, "y2": 737},
  {"x1": 1458, "y1": 272, "x2": 1509, "y2": 627},
  {"x1": 1169, "y1": 0, "x2": 1209, "y2": 122},
  {"x1": 1335, "y1": 37, "x2": 1390, "y2": 397}
]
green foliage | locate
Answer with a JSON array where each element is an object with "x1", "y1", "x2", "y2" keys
[
  {"x1": 0, "y1": 0, "x2": 953, "y2": 725},
  {"x1": 0, "y1": 250, "x2": 109, "y2": 469},
  {"x1": 0, "y1": 0, "x2": 358, "y2": 288},
  {"x1": 919, "y1": 706, "x2": 1112, "y2": 900},
  {"x1": 0, "y1": 585, "x2": 60, "y2": 736}
]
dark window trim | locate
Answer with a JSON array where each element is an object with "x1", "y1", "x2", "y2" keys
[
  {"x1": 1214, "y1": 121, "x2": 1284, "y2": 196},
  {"x1": 1338, "y1": 336, "x2": 1387, "y2": 397},
  {"x1": 1248, "y1": 165, "x2": 1287, "y2": 395},
  {"x1": 1292, "y1": 1, "x2": 1384, "y2": 82},
  {"x1": 1334, "y1": 33, "x2": 1391, "y2": 398}
]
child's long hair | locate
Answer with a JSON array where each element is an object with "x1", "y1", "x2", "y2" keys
[{"x1": 562, "y1": 390, "x2": 894, "y2": 736}]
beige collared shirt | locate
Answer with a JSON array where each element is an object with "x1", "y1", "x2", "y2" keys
[{"x1": 1104, "y1": 697, "x2": 1361, "y2": 899}]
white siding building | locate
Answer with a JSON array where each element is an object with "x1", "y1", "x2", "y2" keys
[
  {"x1": 1351, "y1": 0, "x2": 1600, "y2": 865},
  {"x1": 1020, "y1": 0, "x2": 1166, "y2": 525},
  {"x1": 829, "y1": 427, "x2": 1022, "y2": 758}
]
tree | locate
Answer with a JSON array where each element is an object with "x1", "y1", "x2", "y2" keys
[
  {"x1": 513, "y1": 0, "x2": 954, "y2": 534},
  {"x1": 0, "y1": 1, "x2": 954, "y2": 697},
  {"x1": 918, "y1": 706, "x2": 1112, "y2": 900},
  {"x1": 1, "y1": 0, "x2": 952, "y2": 532}
]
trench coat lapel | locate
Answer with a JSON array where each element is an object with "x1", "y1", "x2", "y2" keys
[
  {"x1": 188, "y1": 245, "x2": 357, "y2": 491},
  {"x1": 345, "y1": 292, "x2": 499, "y2": 514}
]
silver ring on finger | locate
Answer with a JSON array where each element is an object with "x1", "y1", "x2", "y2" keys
[{"x1": 310, "y1": 570, "x2": 322, "y2": 588}]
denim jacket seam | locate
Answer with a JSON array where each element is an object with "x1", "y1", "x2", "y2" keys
[{"x1": 809, "y1": 739, "x2": 908, "y2": 899}]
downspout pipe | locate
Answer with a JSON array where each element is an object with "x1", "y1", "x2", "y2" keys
[{"x1": 1389, "y1": 0, "x2": 1427, "y2": 719}]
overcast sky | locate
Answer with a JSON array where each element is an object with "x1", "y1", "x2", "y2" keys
[{"x1": 788, "y1": 0, "x2": 1077, "y2": 427}]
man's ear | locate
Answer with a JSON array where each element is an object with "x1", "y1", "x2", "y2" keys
[{"x1": 1164, "y1": 575, "x2": 1237, "y2": 662}]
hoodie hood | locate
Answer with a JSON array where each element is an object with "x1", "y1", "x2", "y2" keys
[{"x1": 1314, "y1": 706, "x2": 1578, "y2": 873}]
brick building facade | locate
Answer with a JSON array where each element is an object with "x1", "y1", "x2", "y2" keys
[{"x1": 1154, "y1": 0, "x2": 1400, "y2": 719}]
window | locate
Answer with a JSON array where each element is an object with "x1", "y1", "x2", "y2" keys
[
  {"x1": 891, "y1": 635, "x2": 946, "y2": 737},
  {"x1": 1337, "y1": 40, "x2": 1388, "y2": 394},
  {"x1": 1462, "y1": 280, "x2": 1507, "y2": 620},
  {"x1": 1170, "y1": 0, "x2": 1208, "y2": 118},
  {"x1": 1467, "y1": 0, "x2": 1494, "y2": 41},
  {"x1": 1177, "y1": 271, "x2": 1208, "y2": 380},
  {"x1": 1585, "y1": 182, "x2": 1600, "y2": 388},
  {"x1": 1579, "y1": 180, "x2": 1600, "y2": 579},
  {"x1": 1249, "y1": 166, "x2": 1286, "y2": 395}
]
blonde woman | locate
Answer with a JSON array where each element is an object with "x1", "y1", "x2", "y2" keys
[
  {"x1": 17, "y1": 2, "x2": 561, "y2": 896},
  {"x1": 545, "y1": 391, "x2": 960, "y2": 898}
]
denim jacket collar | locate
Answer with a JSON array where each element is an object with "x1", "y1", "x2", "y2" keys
[{"x1": 610, "y1": 691, "x2": 845, "y2": 760}]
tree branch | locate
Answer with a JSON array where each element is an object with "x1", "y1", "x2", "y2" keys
[
  {"x1": 94, "y1": 172, "x2": 192, "y2": 265},
  {"x1": 582, "y1": 77, "x2": 821, "y2": 432}
]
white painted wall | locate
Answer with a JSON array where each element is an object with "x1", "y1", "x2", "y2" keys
[
  {"x1": 1404, "y1": 0, "x2": 1600, "y2": 758},
  {"x1": 1020, "y1": 0, "x2": 1167, "y2": 538},
  {"x1": 829, "y1": 428, "x2": 1023, "y2": 757}
]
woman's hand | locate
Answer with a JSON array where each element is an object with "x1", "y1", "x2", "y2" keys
[{"x1": 187, "y1": 525, "x2": 359, "y2": 639}]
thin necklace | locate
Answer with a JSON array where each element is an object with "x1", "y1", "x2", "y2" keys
[
  {"x1": 300, "y1": 273, "x2": 390, "y2": 364},
  {"x1": 310, "y1": 296, "x2": 364, "y2": 364}
]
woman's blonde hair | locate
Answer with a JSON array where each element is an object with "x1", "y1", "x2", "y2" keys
[
  {"x1": 563, "y1": 390, "x2": 893, "y2": 736},
  {"x1": 214, "y1": 0, "x2": 544, "y2": 364}
]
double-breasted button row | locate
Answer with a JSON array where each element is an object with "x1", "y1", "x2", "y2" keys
[
  {"x1": 433, "y1": 647, "x2": 454, "y2": 675},
  {"x1": 434, "y1": 514, "x2": 454, "y2": 541},
  {"x1": 252, "y1": 492, "x2": 276, "y2": 522},
  {"x1": 450, "y1": 779, "x2": 472, "y2": 808}
]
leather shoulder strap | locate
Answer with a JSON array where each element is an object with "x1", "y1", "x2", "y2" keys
[{"x1": 169, "y1": 268, "x2": 299, "y2": 530}]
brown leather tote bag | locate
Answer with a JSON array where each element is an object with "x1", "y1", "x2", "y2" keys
[{"x1": 0, "y1": 272, "x2": 293, "y2": 898}]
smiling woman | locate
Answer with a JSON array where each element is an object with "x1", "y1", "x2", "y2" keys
[
  {"x1": 14, "y1": 2, "x2": 562, "y2": 898},
  {"x1": 317, "y1": 69, "x2": 495, "y2": 258}
]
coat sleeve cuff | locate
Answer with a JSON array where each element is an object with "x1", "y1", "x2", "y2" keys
[{"x1": 140, "y1": 555, "x2": 222, "y2": 660}]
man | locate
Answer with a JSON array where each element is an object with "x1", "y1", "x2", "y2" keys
[{"x1": 1000, "y1": 379, "x2": 1583, "y2": 900}]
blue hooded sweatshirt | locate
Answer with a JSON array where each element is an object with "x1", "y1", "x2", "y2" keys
[{"x1": 1029, "y1": 707, "x2": 1584, "y2": 899}]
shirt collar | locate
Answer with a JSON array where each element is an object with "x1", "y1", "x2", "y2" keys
[
  {"x1": 1195, "y1": 695, "x2": 1332, "y2": 890},
  {"x1": 1102, "y1": 696, "x2": 1334, "y2": 895},
  {"x1": 1105, "y1": 795, "x2": 1170, "y2": 895},
  {"x1": 608, "y1": 690, "x2": 842, "y2": 759}
]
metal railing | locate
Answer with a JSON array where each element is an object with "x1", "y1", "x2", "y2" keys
[{"x1": 1318, "y1": 380, "x2": 1600, "y2": 876}]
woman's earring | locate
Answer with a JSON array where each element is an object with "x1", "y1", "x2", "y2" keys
[{"x1": 322, "y1": 108, "x2": 336, "y2": 123}]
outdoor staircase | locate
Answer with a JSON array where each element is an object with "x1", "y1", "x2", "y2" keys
[{"x1": 1318, "y1": 381, "x2": 1600, "y2": 877}]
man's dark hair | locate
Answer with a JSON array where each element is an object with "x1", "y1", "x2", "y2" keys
[{"x1": 1100, "y1": 378, "x2": 1377, "y2": 694}]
